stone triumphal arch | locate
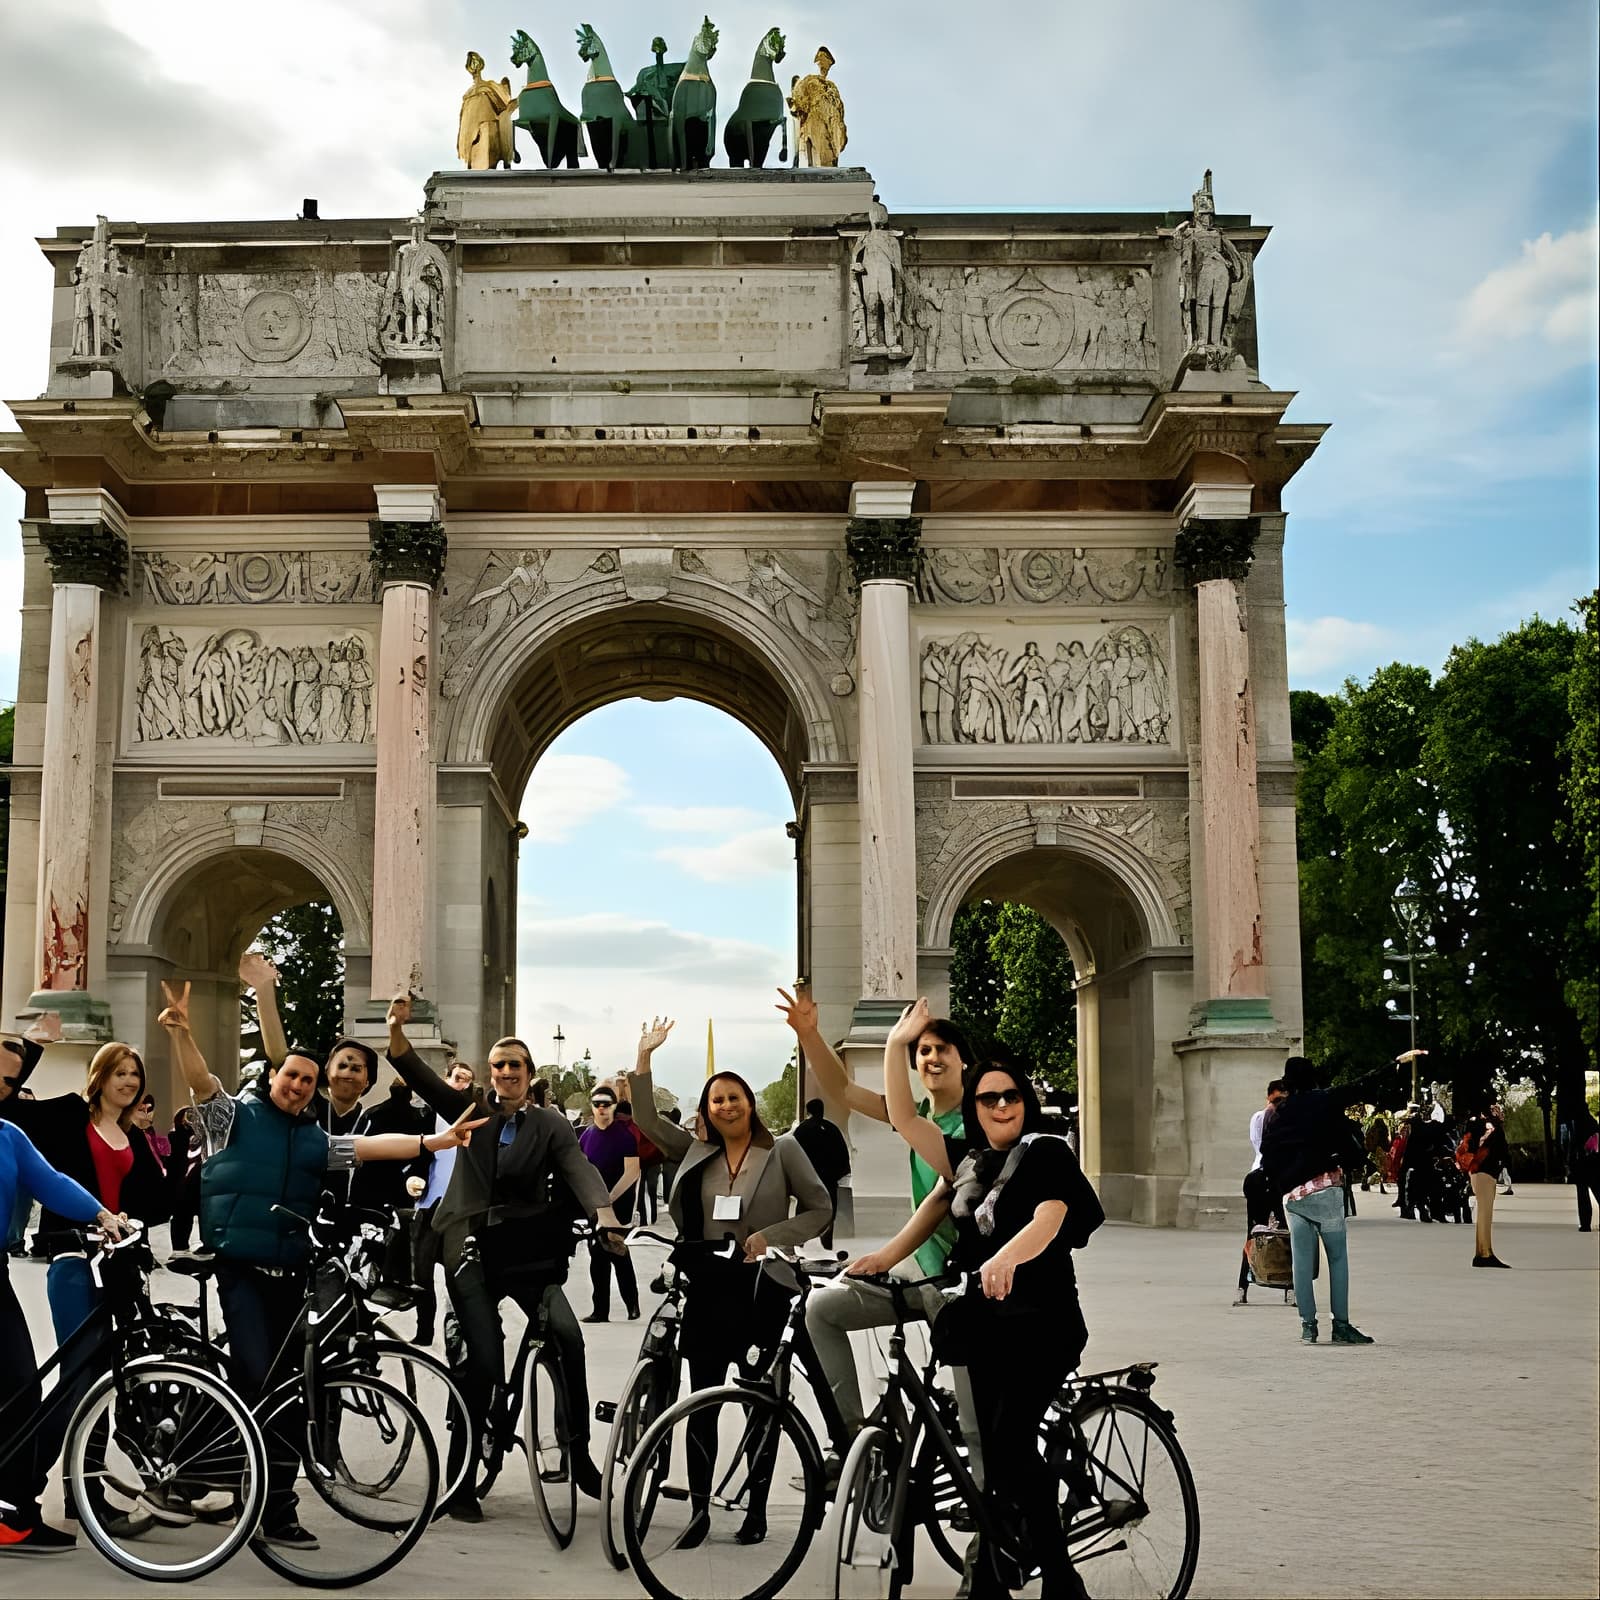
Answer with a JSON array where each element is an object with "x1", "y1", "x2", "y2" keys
[{"x1": 1, "y1": 166, "x2": 1324, "y2": 1228}]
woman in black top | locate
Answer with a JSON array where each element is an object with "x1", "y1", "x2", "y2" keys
[
  {"x1": 846, "y1": 1064, "x2": 1102, "y2": 1599},
  {"x1": 1465, "y1": 1103, "x2": 1511, "y2": 1268}
]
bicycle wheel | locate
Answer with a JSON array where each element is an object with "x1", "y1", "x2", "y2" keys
[
  {"x1": 601, "y1": 1357, "x2": 669, "y2": 1570},
  {"x1": 832, "y1": 1424, "x2": 904, "y2": 1600},
  {"x1": 622, "y1": 1384, "x2": 823, "y2": 1600},
  {"x1": 1066, "y1": 1391, "x2": 1199, "y2": 1600},
  {"x1": 250, "y1": 1375, "x2": 438, "y2": 1589},
  {"x1": 369, "y1": 1339, "x2": 472, "y2": 1508},
  {"x1": 67, "y1": 1358, "x2": 268, "y2": 1583},
  {"x1": 523, "y1": 1344, "x2": 578, "y2": 1548}
]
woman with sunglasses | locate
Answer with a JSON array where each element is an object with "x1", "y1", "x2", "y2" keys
[
  {"x1": 627, "y1": 1017, "x2": 839, "y2": 1543},
  {"x1": 846, "y1": 1063, "x2": 1103, "y2": 1599}
]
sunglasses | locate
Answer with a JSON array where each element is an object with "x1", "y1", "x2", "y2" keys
[
  {"x1": 590, "y1": 1098, "x2": 616, "y2": 1109},
  {"x1": 974, "y1": 1089, "x2": 1025, "y2": 1110}
]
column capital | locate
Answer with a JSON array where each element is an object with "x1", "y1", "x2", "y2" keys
[
  {"x1": 39, "y1": 520, "x2": 129, "y2": 591},
  {"x1": 845, "y1": 516, "x2": 922, "y2": 586},
  {"x1": 368, "y1": 517, "x2": 447, "y2": 588},
  {"x1": 1175, "y1": 516, "x2": 1258, "y2": 585}
]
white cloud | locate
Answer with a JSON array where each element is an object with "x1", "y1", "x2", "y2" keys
[
  {"x1": 1458, "y1": 220, "x2": 1599, "y2": 352},
  {"x1": 632, "y1": 804, "x2": 772, "y2": 834},
  {"x1": 1286, "y1": 616, "x2": 1396, "y2": 682},
  {"x1": 655, "y1": 828, "x2": 794, "y2": 884},
  {"x1": 513, "y1": 913, "x2": 795, "y2": 1098},
  {"x1": 520, "y1": 754, "x2": 630, "y2": 842}
]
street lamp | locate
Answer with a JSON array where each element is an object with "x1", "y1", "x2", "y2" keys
[
  {"x1": 553, "y1": 1025, "x2": 565, "y2": 1070},
  {"x1": 1385, "y1": 881, "x2": 1428, "y2": 1101}
]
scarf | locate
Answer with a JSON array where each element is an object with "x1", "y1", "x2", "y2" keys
[{"x1": 949, "y1": 1132, "x2": 1067, "y2": 1236}]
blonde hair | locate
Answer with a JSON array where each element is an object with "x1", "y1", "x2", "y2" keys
[{"x1": 85, "y1": 1041, "x2": 146, "y2": 1128}]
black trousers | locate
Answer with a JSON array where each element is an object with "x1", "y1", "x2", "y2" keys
[
  {"x1": 0, "y1": 1264, "x2": 63, "y2": 1528},
  {"x1": 679, "y1": 1254, "x2": 844, "y2": 1508},
  {"x1": 215, "y1": 1260, "x2": 306, "y2": 1529},
  {"x1": 966, "y1": 1305, "x2": 1087, "y2": 1599},
  {"x1": 445, "y1": 1256, "x2": 591, "y2": 1498},
  {"x1": 1575, "y1": 1152, "x2": 1599, "y2": 1230},
  {"x1": 410, "y1": 1205, "x2": 442, "y2": 1341},
  {"x1": 1239, "y1": 1167, "x2": 1274, "y2": 1291},
  {"x1": 588, "y1": 1238, "x2": 639, "y2": 1316}
]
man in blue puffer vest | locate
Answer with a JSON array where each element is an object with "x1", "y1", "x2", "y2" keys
[{"x1": 157, "y1": 981, "x2": 480, "y2": 1550}]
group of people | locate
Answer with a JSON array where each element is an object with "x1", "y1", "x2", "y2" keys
[{"x1": 0, "y1": 966, "x2": 1104, "y2": 1600}]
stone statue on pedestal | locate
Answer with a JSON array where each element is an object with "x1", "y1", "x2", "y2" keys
[
  {"x1": 1175, "y1": 170, "x2": 1251, "y2": 370},
  {"x1": 850, "y1": 200, "x2": 905, "y2": 354},
  {"x1": 788, "y1": 46, "x2": 846, "y2": 166},
  {"x1": 381, "y1": 217, "x2": 449, "y2": 352},
  {"x1": 69, "y1": 215, "x2": 123, "y2": 361}
]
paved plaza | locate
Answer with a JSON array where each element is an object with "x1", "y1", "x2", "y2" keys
[{"x1": 10, "y1": 1186, "x2": 1597, "y2": 1599}]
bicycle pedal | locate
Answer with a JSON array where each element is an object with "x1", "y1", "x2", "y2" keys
[
  {"x1": 594, "y1": 1401, "x2": 617, "y2": 1424},
  {"x1": 661, "y1": 1484, "x2": 689, "y2": 1501}
]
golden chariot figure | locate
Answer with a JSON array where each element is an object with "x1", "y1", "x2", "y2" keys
[
  {"x1": 787, "y1": 46, "x2": 847, "y2": 167},
  {"x1": 457, "y1": 50, "x2": 517, "y2": 169}
]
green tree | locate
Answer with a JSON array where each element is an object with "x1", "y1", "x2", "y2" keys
[
  {"x1": 756, "y1": 1053, "x2": 797, "y2": 1131},
  {"x1": 1562, "y1": 591, "x2": 1599, "y2": 1059},
  {"x1": 241, "y1": 900, "x2": 346, "y2": 1063},
  {"x1": 951, "y1": 899, "x2": 1077, "y2": 1090}
]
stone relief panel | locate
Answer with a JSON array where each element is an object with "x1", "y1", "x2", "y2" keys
[
  {"x1": 130, "y1": 624, "x2": 375, "y2": 748},
  {"x1": 153, "y1": 270, "x2": 387, "y2": 378},
  {"x1": 679, "y1": 547, "x2": 857, "y2": 695},
  {"x1": 438, "y1": 548, "x2": 620, "y2": 698},
  {"x1": 908, "y1": 265, "x2": 1157, "y2": 374},
  {"x1": 139, "y1": 550, "x2": 376, "y2": 606},
  {"x1": 917, "y1": 547, "x2": 1171, "y2": 606},
  {"x1": 918, "y1": 623, "x2": 1173, "y2": 746}
]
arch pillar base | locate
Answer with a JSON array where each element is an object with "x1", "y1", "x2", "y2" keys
[{"x1": 1173, "y1": 1030, "x2": 1295, "y2": 1230}]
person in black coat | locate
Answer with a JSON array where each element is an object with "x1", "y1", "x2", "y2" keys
[
  {"x1": 1260, "y1": 1056, "x2": 1390, "y2": 1346},
  {"x1": 790, "y1": 1098, "x2": 850, "y2": 1248}
]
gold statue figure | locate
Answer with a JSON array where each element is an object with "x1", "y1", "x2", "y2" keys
[
  {"x1": 458, "y1": 50, "x2": 516, "y2": 170},
  {"x1": 788, "y1": 45, "x2": 846, "y2": 167}
]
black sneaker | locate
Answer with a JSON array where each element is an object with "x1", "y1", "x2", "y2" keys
[
  {"x1": 443, "y1": 1492, "x2": 484, "y2": 1524},
  {"x1": 0, "y1": 1519, "x2": 76, "y2": 1554},
  {"x1": 259, "y1": 1521, "x2": 320, "y2": 1551}
]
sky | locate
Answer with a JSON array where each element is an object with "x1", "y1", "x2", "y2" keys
[{"x1": 0, "y1": 1, "x2": 1595, "y2": 1089}]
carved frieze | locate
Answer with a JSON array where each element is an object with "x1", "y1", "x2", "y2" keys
[
  {"x1": 917, "y1": 547, "x2": 1170, "y2": 606},
  {"x1": 139, "y1": 550, "x2": 375, "y2": 606},
  {"x1": 918, "y1": 623, "x2": 1172, "y2": 746},
  {"x1": 130, "y1": 624, "x2": 375, "y2": 747},
  {"x1": 155, "y1": 269, "x2": 387, "y2": 377},
  {"x1": 909, "y1": 265, "x2": 1157, "y2": 374}
]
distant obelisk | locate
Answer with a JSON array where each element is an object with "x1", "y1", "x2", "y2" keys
[{"x1": 705, "y1": 1018, "x2": 716, "y2": 1078}]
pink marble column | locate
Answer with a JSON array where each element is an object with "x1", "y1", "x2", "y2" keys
[
  {"x1": 1178, "y1": 515, "x2": 1271, "y2": 1025},
  {"x1": 368, "y1": 488, "x2": 445, "y2": 1005}
]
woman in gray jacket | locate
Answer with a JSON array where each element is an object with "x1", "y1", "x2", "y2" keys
[{"x1": 628, "y1": 1017, "x2": 843, "y2": 1542}]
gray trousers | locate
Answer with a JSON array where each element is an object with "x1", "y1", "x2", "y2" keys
[{"x1": 804, "y1": 1269, "x2": 984, "y2": 1486}]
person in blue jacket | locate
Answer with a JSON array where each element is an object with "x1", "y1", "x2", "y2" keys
[{"x1": 0, "y1": 1119, "x2": 126, "y2": 1555}]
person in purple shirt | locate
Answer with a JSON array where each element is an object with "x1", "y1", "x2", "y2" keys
[
  {"x1": 578, "y1": 1088, "x2": 641, "y2": 1322},
  {"x1": 0, "y1": 1120, "x2": 128, "y2": 1555}
]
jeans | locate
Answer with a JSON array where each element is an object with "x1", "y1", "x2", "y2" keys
[{"x1": 1284, "y1": 1186, "x2": 1349, "y2": 1326}]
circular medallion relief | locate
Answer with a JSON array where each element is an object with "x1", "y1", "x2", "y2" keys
[
  {"x1": 989, "y1": 292, "x2": 1073, "y2": 370},
  {"x1": 236, "y1": 290, "x2": 311, "y2": 363}
]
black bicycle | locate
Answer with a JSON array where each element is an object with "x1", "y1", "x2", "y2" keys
[
  {"x1": 620, "y1": 1247, "x2": 846, "y2": 1600},
  {"x1": 455, "y1": 1220, "x2": 619, "y2": 1549},
  {"x1": 833, "y1": 1273, "x2": 1200, "y2": 1600},
  {"x1": 0, "y1": 1221, "x2": 271, "y2": 1583}
]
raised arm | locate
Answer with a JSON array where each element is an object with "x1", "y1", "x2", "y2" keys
[
  {"x1": 385, "y1": 993, "x2": 473, "y2": 1122},
  {"x1": 775, "y1": 985, "x2": 888, "y2": 1124},
  {"x1": 627, "y1": 1017, "x2": 692, "y2": 1159},
  {"x1": 240, "y1": 951, "x2": 287, "y2": 1069},
  {"x1": 157, "y1": 982, "x2": 223, "y2": 1103},
  {"x1": 882, "y1": 997, "x2": 955, "y2": 1181}
]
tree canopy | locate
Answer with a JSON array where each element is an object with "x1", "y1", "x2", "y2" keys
[{"x1": 241, "y1": 899, "x2": 346, "y2": 1064}]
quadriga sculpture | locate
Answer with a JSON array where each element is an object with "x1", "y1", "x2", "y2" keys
[
  {"x1": 723, "y1": 27, "x2": 786, "y2": 168},
  {"x1": 509, "y1": 29, "x2": 586, "y2": 168},
  {"x1": 575, "y1": 22, "x2": 646, "y2": 170},
  {"x1": 668, "y1": 15, "x2": 719, "y2": 170}
]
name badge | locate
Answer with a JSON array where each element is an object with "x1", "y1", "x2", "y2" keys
[{"x1": 713, "y1": 1193, "x2": 743, "y2": 1221}]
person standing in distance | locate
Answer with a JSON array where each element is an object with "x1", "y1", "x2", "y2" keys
[
  {"x1": 578, "y1": 1087, "x2": 641, "y2": 1321},
  {"x1": 790, "y1": 1097, "x2": 850, "y2": 1250}
]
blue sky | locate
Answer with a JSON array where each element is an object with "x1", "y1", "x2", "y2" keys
[{"x1": 0, "y1": 1, "x2": 1594, "y2": 1083}]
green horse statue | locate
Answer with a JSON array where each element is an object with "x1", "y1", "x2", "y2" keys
[
  {"x1": 509, "y1": 29, "x2": 586, "y2": 169},
  {"x1": 575, "y1": 23, "x2": 646, "y2": 171},
  {"x1": 723, "y1": 27, "x2": 786, "y2": 168},
  {"x1": 668, "y1": 16, "x2": 719, "y2": 171}
]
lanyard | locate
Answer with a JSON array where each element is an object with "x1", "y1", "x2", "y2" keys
[{"x1": 723, "y1": 1140, "x2": 752, "y2": 1185}]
